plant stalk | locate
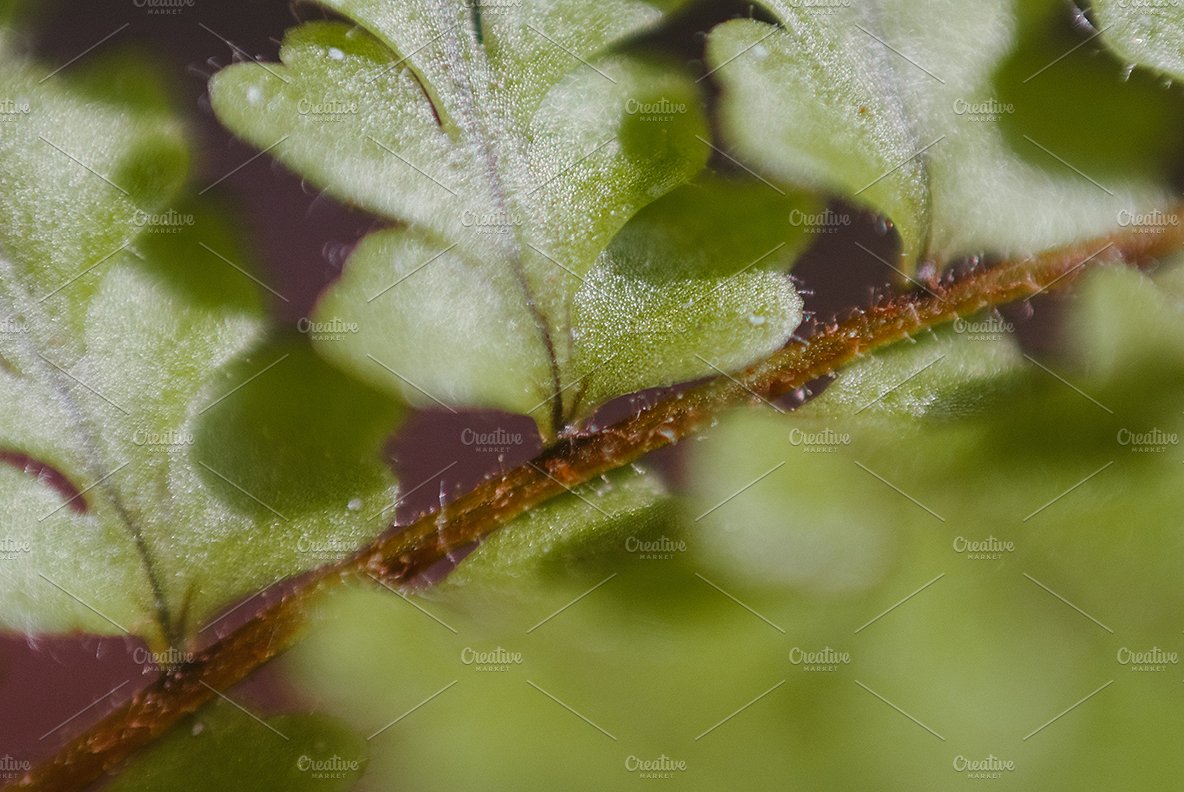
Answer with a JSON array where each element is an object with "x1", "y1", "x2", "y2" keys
[{"x1": 12, "y1": 208, "x2": 1184, "y2": 791}]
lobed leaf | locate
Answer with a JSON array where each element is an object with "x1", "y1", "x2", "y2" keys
[
  {"x1": 707, "y1": 11, "x2": 931, "y2": 267},
  {"x1": 1092, "y1": 0, "x2": 1184, "y2": 80},
  {"x1": 210, "y1": 1, "x2": 810, "y2": 433},
  {"x1": 708, "y1": 0, "x2": 1182, "y2": 270},
  {"x1": 570, "y1": 177, "x2": 812, "y2": 410},
  {"x1": 0, "y1": 49, "x2": 400, "y2": 644},
  {"x1": 446, "y1": 464, "x2": 674, "y2": 587}
]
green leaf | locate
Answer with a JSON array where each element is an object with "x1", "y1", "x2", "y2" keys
[
  {"x1": 707, "y1": 0, "x2": 1180, "y2": 269},
  {"x1": 570, "y1": 177, "x2": 811, "y2": 411},
  {"x1": 0, "y1": 48, "x2": 188, "y2": 352},
  {"x1": 0, "y1": 1, "x2": 40, "y2": 35},
  {"x1": 686, "y1": 265, "x2": 1184, "y2": 599},
  {"x1": 1093, "y1": 0, "x2": 1184, "y2": 80},
  {"x1": 313, "y1": 174, "x2": 810, "y2": 428},
  {"x1": 210, "y1": 2, "x2": 805, "y2": 433},
  {"x1": 209, "y1": 0, "x2": 699, "y2": 267},
  {"x1": 993, "y1": 2, "x2": 1184, "y2": 183},
  {"x1": 306, "y1": 229, "x2": 552, "y2": 420},
  {"x1": 0, "y1": 51, "x2": 400, "y2": 645},
  {"x1": 107, "y1": 702, "x2": 365, "y2": 792},
  {"x1": 446, "y1": 465, "x2": 674, "y2": 587},
  {"x1": 706, "y1": 12, "x2": 932, "y2": 267},
  {"x1": 1069, "y1": 264, "x2": 1184, "y2": 365},
  {"x1": 809, "y1": 319, "x2": 1026, "y2": 420},
  {"x1": 292, "y1": 564, "x2": 797, "y2": 792},
  {"x1": 686, "y1": 327, "x2": 1028, "y2": 593},
  {"x1": 666, "y1": 271, "x2": 1184, "y2": 788}
]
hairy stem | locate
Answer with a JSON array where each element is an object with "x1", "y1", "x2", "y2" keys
[{"x1": 12, "y1": 209, "x2": 1184, "y2": 791}]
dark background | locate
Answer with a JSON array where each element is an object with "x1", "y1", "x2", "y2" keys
[{"x1": 0, "y1": 0, "x2": 1071, "y2": 775}]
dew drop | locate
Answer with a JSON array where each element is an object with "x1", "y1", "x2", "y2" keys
[
  {"x1": 94, "y1": 639, "x2": 113, "y2": 661},
  {"x1": 873, "y1": 216, "x2": 893, "y2": 236},
  {"x1": 347, "y1": 497, "x2": 363, "y2": 512},
  {"x1": 748, "y1": 313, "x2": 768, "y2": 326},
  {"x1": 246, "y1": 85, "x2": 262, "y2": 104},
  {"x1": 322, "y1": 241, "x2": 353, "y2": 270},
  {"x1": 328, "y1": 47, "x2": 345, "y2": 61}
]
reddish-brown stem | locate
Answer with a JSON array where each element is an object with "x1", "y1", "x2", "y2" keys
[{"x1": 12, "y1": 209, "x2": 1184, "y2": 791}]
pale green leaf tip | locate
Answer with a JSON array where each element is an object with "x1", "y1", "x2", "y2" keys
[
  {"x1": 1093, "y1": 0, "x2": 1184, "y2": 80},
  {"x1": 446, "y1": 465, "x2": 674, "y2": 588}
]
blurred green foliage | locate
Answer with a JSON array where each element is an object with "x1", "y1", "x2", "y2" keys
[
  {"x1": 109, "y1": 702, "x2": 366, "y2": 792},
  {"x1": 291, "y1": 264, "x2": 1184, "y2": 790}
]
